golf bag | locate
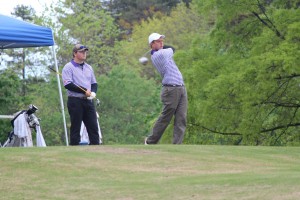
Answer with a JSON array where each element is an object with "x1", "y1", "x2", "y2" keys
[
  {"x1": 2, "y1": 105, "x2": 46, "y2": 147},
  {"x1": 80, "y1": 99, "x2": 102, "y2": 145}
]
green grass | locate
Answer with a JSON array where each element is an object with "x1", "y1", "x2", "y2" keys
[{"x1": 1, "y1": 145, "x2": 300, "y2": 200}]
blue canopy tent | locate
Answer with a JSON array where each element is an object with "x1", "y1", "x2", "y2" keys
[{"x1": 0, "y1": 14, "x2": 69, "y2": 145}]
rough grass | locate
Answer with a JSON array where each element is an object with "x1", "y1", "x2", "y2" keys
[{"x1": 0, "y1": 145, "x2": 300, "y2": 200}]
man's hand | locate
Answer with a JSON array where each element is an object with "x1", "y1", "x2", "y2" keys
[
  {"x1": 85, "y1": 90, "x2": 91, "y2": 97},
  {"x1": 87, "y1": 91, "x2": 96, "y2": 100},
  {"x1": 90, "y1": 92, "x2": 96, "y2": 98}
]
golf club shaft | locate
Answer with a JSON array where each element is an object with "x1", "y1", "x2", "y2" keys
[
  {"x1": 48, "y1": 67, "x2": 87, "y2": 93},
  {"x1": 142, "y1": 49, "x2": 151, "y2": 57}
]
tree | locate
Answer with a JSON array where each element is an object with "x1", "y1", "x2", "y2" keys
[
  {"x1": 98, "y1": 66, "x2": 160, "y2": 144},
  {"x1": 0, "y1": 69, "x2": 24, "y2": 143},
  {"x1": 24, "y1": 76, "x2": 67, "y2": 145},
  {"x1": 102, "y1": 0, "x2": 192, "y2": 36},
  {"x1": 9, "y1": 5, "x2": 37, "y2": 95},
  {"x1": 54, "y1": 0, "x2": 121, "y2": 75},
  {"x1": 182, "y1": 0, "x2": 300, "y2": 145}
]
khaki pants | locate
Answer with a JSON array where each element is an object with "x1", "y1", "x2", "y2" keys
[{"x1": 147, "y1": 86, "x2": 187, "y2": 144}]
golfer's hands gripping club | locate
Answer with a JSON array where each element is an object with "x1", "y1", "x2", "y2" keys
[
  {"x1": 86, "y1": 90, "x2": 96, "y2": 100},
  {"x1": 90, "y1": 92, "x2": 96, "y2": 99}
]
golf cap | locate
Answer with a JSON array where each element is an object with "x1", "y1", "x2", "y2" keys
[
  {"x1": 73, "y1": 44, "x2": 89, "y2": 52},
  {"x1": 148, "y1": 33, "x2": 165, "y2": 45}
]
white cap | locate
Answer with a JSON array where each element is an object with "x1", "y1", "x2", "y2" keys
[{"x1": 148, "y1": 33, "x2": 165, "y2": 45}]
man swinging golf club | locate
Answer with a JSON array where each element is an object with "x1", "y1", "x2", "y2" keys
[
  {"x1": 145, "y1": 33, "x2": 188, "y2": 145},
  {"x1": 62, "y1": 44, "x2": 99, "y2": 145}
]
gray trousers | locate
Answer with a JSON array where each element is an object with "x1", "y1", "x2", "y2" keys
[{"x1": 147, "y1": 86, "x2": 187, "y2": 144}]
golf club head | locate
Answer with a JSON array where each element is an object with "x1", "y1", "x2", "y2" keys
[{"x1": 139, "y1": 56, "x2": 148, "y2": 65}]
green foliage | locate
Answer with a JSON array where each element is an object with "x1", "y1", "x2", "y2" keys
[
  {"x1": 11, "y1": 5, "x2": 36, "y2": 21},
  {"x1": 103, "y1": 0, "x2": 192, "y2": 36},
  {"x1": 55, "y1": 0, "x2": 121, "y2": 74},
  {"x1": 0, "y1": 69, "x2": 23, "y2": 143},
  {"x1": 0, "y1": 69, "x2": 23, "y2": 113},
  {"x1": 181, "y1": 0, "x2": 300, "y2": 145},
  {"x1": 25, "y1": 76, "x2": 68, "y2": 146},
  {"x1": 98, "y1": 66, "x2": 160, "y2": 144}
]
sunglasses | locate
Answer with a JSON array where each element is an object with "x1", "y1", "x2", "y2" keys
[{"x1": 77, "y1": 45, "x2": 88, "y2": 50}]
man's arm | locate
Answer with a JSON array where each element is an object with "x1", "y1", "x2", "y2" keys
[
  {"x1": 64, "y1": 82, "x2": 87, "y2": 94},
  {"x1": 91, "y1": 83, "x2": 98, "y2": 93}
]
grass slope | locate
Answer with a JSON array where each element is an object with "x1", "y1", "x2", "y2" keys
[{"x1": 1, "y1": 145, "x2": 300, "y2": 200}]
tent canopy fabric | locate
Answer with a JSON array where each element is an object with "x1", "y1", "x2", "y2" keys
[{"x1": 0, "y1": 14, "x2": 54, "y2": 49}]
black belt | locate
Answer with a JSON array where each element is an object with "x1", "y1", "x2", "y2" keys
[
  {"x1": 68, "y1": 96, "x2": 88, "y2": 100},
  {"x1": 162, "y1": 84, "x2": 184, "y2": 87}
]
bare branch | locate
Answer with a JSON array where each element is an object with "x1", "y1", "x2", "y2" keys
[
  {"x1": 252, "y1": 0, "x2": 285, "y2": 39},
  {"x1": 191, "y1": 121, "x2": 300, "y2": 137},
  {"x1": 190, "y1": 123, "x2": 242, "y2": 136},
  {"x1": 274, "y1": 74, "x2": 300, "y2": 79},
  {"x1": 263, "y1": 101, "x2": 300, "y2": 108},
  {"x1": 261, "y1": 123, "x2": 300, "y2": 133},
  {"x1": 274, "y1": 108, "x2": 299, "y2": 143}
]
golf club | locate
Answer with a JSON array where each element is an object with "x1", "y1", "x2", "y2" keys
[
  {"x1": 49, "y1": 67, "x2": 98, "y2": 100},
  {"x1": 48, "y1": 67, "x2": 87, "y2": 93},
  {"x1": 139, "y1": 49, "x2": 151, "y2": 65}
]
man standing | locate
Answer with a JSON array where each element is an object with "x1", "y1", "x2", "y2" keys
[
  {"x1": 145, "y1": 33, "x2": 188, "y2": 145},
  {"x1": 62, "y1": 44, "x2": 99, "y2": 145}
]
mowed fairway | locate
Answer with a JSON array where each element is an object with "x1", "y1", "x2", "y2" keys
[{"x1": 0, "y1": 145, "x2": 299, "y2": 200}]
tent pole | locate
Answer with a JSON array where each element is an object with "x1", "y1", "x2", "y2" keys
[{"x1": 52, "y1": 45, "x2": 69, "y2": 146}]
